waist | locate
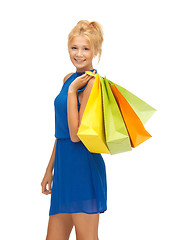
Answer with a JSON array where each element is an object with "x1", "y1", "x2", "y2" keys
[
  {"x1": 56, "y1": 137, "x2": 82, "y2": 143},
  {"x1": 56, "y1": 137, "x2": 71, "y2": 140}
]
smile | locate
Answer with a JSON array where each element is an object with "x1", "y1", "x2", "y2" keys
[{"x1": 74, "y1": 58, "x2": 86, "y2": 63}]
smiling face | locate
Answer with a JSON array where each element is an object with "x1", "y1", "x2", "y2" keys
[{"x1": 68, "y1": 35, "x2": 98, "y2": 73}]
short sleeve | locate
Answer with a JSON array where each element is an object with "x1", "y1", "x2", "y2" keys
[{"x1": 77, "y1": 82, "x2": 88, "y2": 106}]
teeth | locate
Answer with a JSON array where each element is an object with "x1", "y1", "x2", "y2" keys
[{"x1": 75, "y1": 59, "x2": 85, "y2": 62}]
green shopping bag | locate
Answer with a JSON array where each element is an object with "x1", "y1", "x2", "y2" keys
[
  {"x1": 107, "y1": 79, "x2": 156, "y2": 125},
  {"x1": 100, "y1": 76, "x2": 132, "y2": 155}
]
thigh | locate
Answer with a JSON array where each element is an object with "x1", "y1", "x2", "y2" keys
[
  {"x1": 46, "y1": 213, "x2": 74, "y2": 240},
  {"x1": 72, "y1": 213, "x2": 99, "y2": 240}
]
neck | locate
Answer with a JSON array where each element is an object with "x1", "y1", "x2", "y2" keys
[{"x1": 76, "y1": 65, "x2": 94, "y2": 73}]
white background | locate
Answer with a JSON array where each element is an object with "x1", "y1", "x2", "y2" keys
[{"x1": 0, "y1": 0, "x2": 185, "y2": 239}]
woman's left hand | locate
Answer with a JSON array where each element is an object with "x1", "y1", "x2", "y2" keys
[{"x1": 69, "y1": 70, "x2": 96, "y2": 92}]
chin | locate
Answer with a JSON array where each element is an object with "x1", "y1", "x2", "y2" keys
[{"x1": 74, "y1": 63, "x2": 89, "y2": 69}]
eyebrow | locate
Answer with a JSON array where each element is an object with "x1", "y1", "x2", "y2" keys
[{"x1": 72, "y1": 44, "x2": 89, "y2": 47}]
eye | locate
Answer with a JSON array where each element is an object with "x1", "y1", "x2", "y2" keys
[
  {"x1": 72, "y1": 47, "x2": 77, "y2": 49},
  {"x1": 84, "y1": 48, "x2": 89, "y2": 50}
]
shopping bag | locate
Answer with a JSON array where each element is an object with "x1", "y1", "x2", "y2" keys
[
  {"x1": 85, "y1": 71, "x2": 156, "y2": 153},
  {"x1": 107, "y1": 79, "x2": 156, "y2": 125},
  {"x1": 77, "y1": 73, "x2": 110, "y2": 154},
  {"x1": 109, "y1": 84, "x2": 152, "y2": 148},
  {"x1": 85, "y1": 71, "x2": 156, "y2": 124},
  {"x1": 100, "y1": 75, "x2": 132, "y2": 155}
]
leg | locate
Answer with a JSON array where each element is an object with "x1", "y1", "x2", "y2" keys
[
  {"x1": 46, "y1": 213, "x2": 74, "y2": 240},
  {"x1": 72, "y1": 212, "x2": 100, "y2": 240}
]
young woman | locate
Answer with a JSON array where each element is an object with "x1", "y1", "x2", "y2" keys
[{"x1": 41, "y1": 20, "x2": 107, "y2": 240}]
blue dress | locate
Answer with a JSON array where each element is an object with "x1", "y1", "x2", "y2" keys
[{"x1": 49, "y1": 68, "x2": 107, "y2": 215}]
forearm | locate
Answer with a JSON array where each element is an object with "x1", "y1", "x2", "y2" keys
[
  {"x1": 46, "y1": 138, "x2": 57, "y2": 173},
  {"x1": 67, "y1": 88, "x2": 81, "y2": 142}
]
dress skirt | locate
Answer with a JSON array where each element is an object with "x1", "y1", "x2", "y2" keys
[{"x1": 49, "y1": 138, "x2": 107, "y2": 215}]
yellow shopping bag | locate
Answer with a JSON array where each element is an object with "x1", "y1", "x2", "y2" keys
[{"x1": 77, "y1": 73, "x2": 110, "y2": 154}]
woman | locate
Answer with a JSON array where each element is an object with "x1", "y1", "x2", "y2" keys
[{"x1": 41, "y1": 20, "x2": 107, "y2": 240}]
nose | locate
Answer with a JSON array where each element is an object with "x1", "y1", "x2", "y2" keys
[{"x1": 76, "y1": 49, "x2": 83, "y2": 57}]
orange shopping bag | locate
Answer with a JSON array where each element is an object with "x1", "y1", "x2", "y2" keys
[{"x1": 109, "y1": 84, "x2": 152, "y2": 148}]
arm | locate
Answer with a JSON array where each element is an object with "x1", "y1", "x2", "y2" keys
[
  {"x1": 67, "y1": 78, "x2": 95, "y2": 142},
  {"x1": 46, "y1": 138, "x2": 57, "y2": 173},
  {"x1": 41, "y1": 138, "x2": 57, "y2": 194}
]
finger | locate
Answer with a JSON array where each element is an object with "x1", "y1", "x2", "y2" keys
[
  {"x1": 46, "y1": 183, "x2": 51, "y2": 194},
  {"x1": 85, "y1": 73, "x2": 94, "y2": 79},
  {"x1": 44, "y1": 188, "x2": 50, "y2": 195},
  {"x1": 79, "y1": 74, "x2": 86, "y2": 79},
  {"x1": 42, "y1": 183, "x2": 49, "y2": 195},
  {"x1": 42, "y1": 186, "x2": 47, "y2": 194},
  {"x1": 48, "y1": 182, "x2": 52, "y2": 193},
  {"x1": 84, "y1": 74, "x2": 92, "y2": 79},
  {"x1": 84, "y1": 74, "x2": 91, "y2": 80}
]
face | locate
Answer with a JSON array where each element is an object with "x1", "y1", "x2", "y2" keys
[{"x1": 68, "y1": 35, "x2": 97, "y2": 72}]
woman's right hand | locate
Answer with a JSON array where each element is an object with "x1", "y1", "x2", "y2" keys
[
  {"x1": 41, "y1": 169, "x2": 53, "y2": 195},
  {"x1": 69, "y1": 70, "x2": 96, "y2": 92}
]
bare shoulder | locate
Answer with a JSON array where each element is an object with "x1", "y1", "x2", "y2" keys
[
  {"x1": 63, "y1": 72, "x2": 75, "y2": 84},
  {"x1": 84, "y1": 77, "x2": 95, "y2": 91},
  {"x1": 79, "y1": 77, "x2": 95, "y2": 104}
]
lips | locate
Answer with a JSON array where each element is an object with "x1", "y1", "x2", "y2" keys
[{"x1": 74, "y1": 58, "x2": 86, "y2": 62}]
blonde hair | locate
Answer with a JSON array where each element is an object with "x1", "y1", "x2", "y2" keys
[{"x1": 68, "y1": 20, "x2": 104, "y2": 63}]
